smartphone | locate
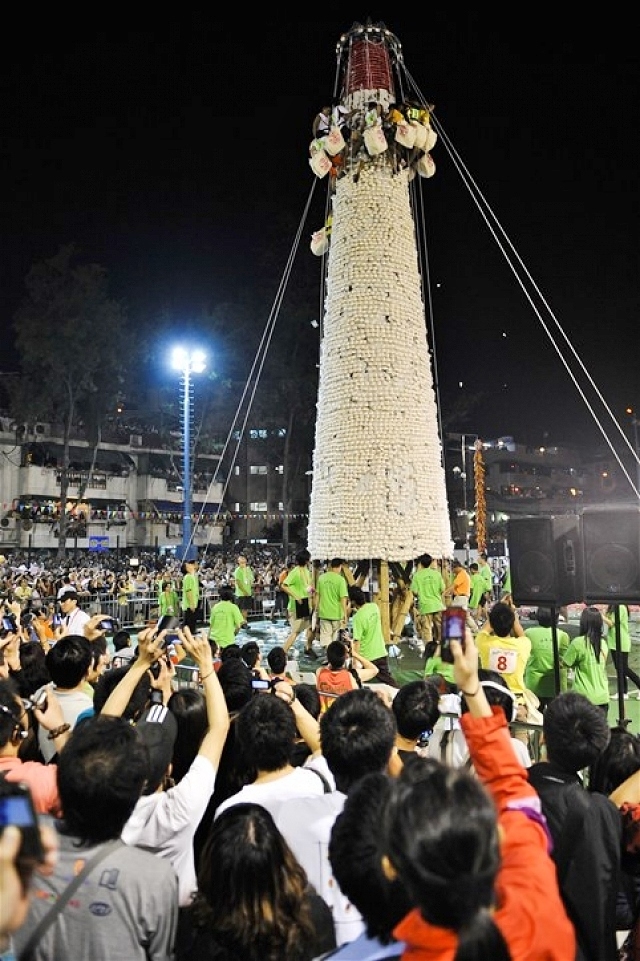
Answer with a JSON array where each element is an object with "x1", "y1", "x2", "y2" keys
[
  {"x1": 251, "y1": 678, "x2": 271, "y2": 691},
  {"x1": 1, "y1": 615, "x2": 16, "y2": 633},
  {"x1": 440, "y1": 608, "x2": 467, "y2": 663},
  {"x1": 157, "y1": 615, "x2": 180, "y2": 633},
  {"x1": 52, "y1": 614, "x2": 62, "y2": 627},
  {"x1": 0, "y1": 781, "x2": 44, "y2": 892},
  {"x1": 98, "y1": 618, "x2": 115, "y2": 632}
]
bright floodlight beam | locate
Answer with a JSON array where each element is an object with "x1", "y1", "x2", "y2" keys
[{"x1": 171, "y1": 347, "x2": 207, "y2": 561}]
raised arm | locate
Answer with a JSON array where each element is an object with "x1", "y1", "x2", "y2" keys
[{"x1": 178, "y1": 627, "x2": 230, "y2": 770}]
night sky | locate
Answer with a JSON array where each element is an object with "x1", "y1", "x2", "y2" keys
[{"x1": 2, "y1": 11, "x2": 639, "y2": 449}]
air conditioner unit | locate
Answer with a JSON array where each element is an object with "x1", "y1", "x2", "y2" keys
[
  {"x1": 34, "y1": 423, "x2": 49, "y2": 437},
  {"x1": 129, "y1": 434, "x2": 143, "y2": 447},
  {"x1": 0, "y1": 517, "x2": 15, "y2": 531}
]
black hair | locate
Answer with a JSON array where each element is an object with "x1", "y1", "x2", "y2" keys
[
  {"x1": 542, "y1": 691, "x2": 611, "y2": 773},
  {"x1": 267, "y1": 646, "x2": 287, "y2": 675},
  {"x1": 10, "y1": 641, "x2": 50, "y2": 698},
  {"x1": 416, "y1": 554, "x2": 432, "y2": 568},
  {"x1": 579, "y1": 606, "x2": 604, "y2": 660},
  {"x1": 45, "y1": 634, "x2": 92, "y2": 689},
  {"x1": 168, "y1": 687, "x2": 208, "y2": 784},
  {"x1": 330, "y1": 558, "x2": 345, "y2": 568},
  {"x1": 0, "y1": 677, "x2": 24, "y2": 747},
  {"x1": 236, "y1": 693, "x2": 297, "y2": 772},
  {"x1": 217, "y1": 658, "x2": 253, "y2": 713},
  {"x1": 191, "y1": 803, "x2": 316, "y2": 960},
  {"x1": 241, "y1": 641, "x2": 261, "y2": 670},
  {"x1": 57, "y1": 715, "x2": 149, "y2": 844},
  {"x1": 294, "y1": 683, "x2": 321, "y2": 720},
  {"x1": 392, "y1": 679, "x2": 440, "y2": 740},
  {"x1": 112, "y1": 629, "x2": 131, "y2": 651},
  {"x1": 488, "y1": 602, "x2": 515, "y2": 638},
  {"x1": 320, "y1": 688, "x2": 397, "y2": 793},
  {"x1": 534, "y1": 607, "x2": 556, "y2": 628},
  {"x1": 220, "y1": 644, "x2": 243, "y2": 662},
  {"x1": 326, "y1": 639, "x2": 348, "y2": 670},
  {"x1": 348, "y1": 585, "x2": 366, "y2": 608},
  {"x1": 295, "y1": 549, "x2": 311, "y2": 566},
  {"x1": 383, "y1": 760, "x2": 510, "y2": 960},
  {"x1": 219, "y1": 584, "x2": 234, "y2": 603},
  {"x1": 588, "y1": 725, "x2": 640, "y2": 795},
  {"x1": 330, "y1": 772, "x2": 411, "y2": 943},
  {"x1": 92, "y1": 664, "x2": 151, "y2": 722}
]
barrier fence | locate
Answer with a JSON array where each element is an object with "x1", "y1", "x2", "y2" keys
[{"x1": 83, "y1": 589, "x2": 288, "y2": 630}]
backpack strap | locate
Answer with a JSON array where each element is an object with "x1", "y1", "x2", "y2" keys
[{"x1": 306, "y1": 765, "x2": 332, "y2": 793}]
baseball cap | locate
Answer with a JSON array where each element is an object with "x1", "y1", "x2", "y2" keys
[
  {"x1": 136, "y1": 703, "x2": 178, "y2": 794},
  {"x1": 57, "y1": 584, "x2": 78, "y2": 601}
]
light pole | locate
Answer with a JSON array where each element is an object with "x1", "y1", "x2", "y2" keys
[{"x1": 171, "y1": 347, "x2": 206, "y2": 561}]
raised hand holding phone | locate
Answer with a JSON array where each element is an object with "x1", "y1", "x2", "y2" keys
[{"x1": 440, "y1": 608, "x2": 467, "y2": 663}]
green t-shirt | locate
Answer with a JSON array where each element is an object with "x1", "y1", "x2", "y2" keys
[
  {"x1": 317, "y1": 570, "x2": 348, "y2": 620},
  {"x1": 352, "y1": 602, "x2": 387, "y2": 661},
  {"x1": 209, "y1": 599, "x2": 245, "y2": 648},
  {"x1": 284, "y1": 565, "x2": 312, "y2": 613},
  {"x1": 410, "y1": 567, "x2": 445, "y2": 614},
  {"x1": 563, "y1": 635, "x2": 609, "y2": 706},
  {"x1": 234, "y1": 565, "x2": 254, "y2": 598},
  {"x1": 606, "y1": 605, "x2": 630, "y2": 654},
  {"x1": 158, "y1": 589, "x2": 179, "y2": 617},
  {"x1": 524, "y1": 625, "x2": 570, "y2": 698},
  {"x1": 478, "y1": 562, "x2": 493, "y2": 596},
  {"x1": 181, "y1": 571, "x2": 200, "y2": 611},
  {"x1": 424, "y1": 654, "x2": 455, "y2": 685},
  {"x1": 469, "y1": 572, "x2": 485, "y2": 608}
]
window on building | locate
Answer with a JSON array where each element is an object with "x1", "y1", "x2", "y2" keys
[
  {"x1": 250, "y1": 502, "x2": 268, "y2": 512},
  {"x1": 250, "y1": 465, "x2": 268, "y2": 475},
  {"x1": 249, "y1": 429, "x2": 268, "y2": 439},
  {"x1": 234, "y1": 465, "x2": 240, "y2": 475},
  {"x1": 275, "y1": 465, "x2": 284, "y2": 474}
]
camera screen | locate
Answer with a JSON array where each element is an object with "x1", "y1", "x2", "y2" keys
[
  {"x1": 1, "y1": 616, "x2": 15, "y2": 632},
  {"x1": 0, "y1": 796, "x2": 36, "y2": 829},
  {"x1": 251, "y1": 679, "x2": 271, "y2": 690}
]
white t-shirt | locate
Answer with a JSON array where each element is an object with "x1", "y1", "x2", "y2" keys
[
  {"x1": 274, "y1": 791, "x2": 365, "y2": 946},
  {"x1": 214, "y1": 765, "x2": 326, "y2": 820},
  {"x1": 122, "y1": 754, "x2": 216, "y2": 907},
  {"x1": 38, "y1": 687, "x2": 94, "y2": 763},
  {"x1": 63, "y1": 606, "x2": 90, "y2": 636}
]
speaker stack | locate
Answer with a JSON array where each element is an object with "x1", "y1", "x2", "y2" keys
[
  {"x1": 507, "y1": 508, "x2": 640, "y2": 607},
  {"x1": 506, "y1": 515, "x2": 584, "y2": 607},
  {"x1": 581, "y1": 508, "x2": 640, "y2": 604}
]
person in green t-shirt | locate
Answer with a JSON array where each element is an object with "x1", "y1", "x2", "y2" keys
[
  {"x1": 209, "y1": 584, "x2": 246, "y2": 649},
  {"x1": 233, "y1": 555, "x2": 255, "y2": 615},
  {"x1": 181, "y1": 559, "x2": 200, "y2": 633},
  {"x1": 282, "y1": 549, "x2": 315, "y2": 657},
  {"x1": 410, "y1": 554, "x2": 445, "y2": 646},
  {"x1": 603, "y1": 602, "x2": 640, "y2": 699},
  {"x1": 316, "y1": 557, "x2": 348, "y2": 648},
  {"x1": 524, "y1": 607, "x2": 571, "y2": 709},
  {"x1": 477, "y1": 552, "x2": 493, "y2": 621},
  {"x1": 562, "y1": 606, "x2": 609, "y2": 713},
  {"x1": 468, "y1": 563, "x2": 486, "y2": 624},
  {"x1": 158, "y1": 580, "x2": 179, "y2": 618},
  {"x1": 348, "y1": 585, "x2": 398, "y2": 689}
]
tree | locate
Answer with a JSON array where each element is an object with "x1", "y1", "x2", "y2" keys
[{"x1": 12, "y1": 245, "x2": 131, "y2": 558}]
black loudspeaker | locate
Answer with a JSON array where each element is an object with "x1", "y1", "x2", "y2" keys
[
  {"x1": 507, "y1": 516, "x2": 584, "y2": 606},
  {"x1": 582, "y1": 508, "x2": 640, "y2": 604}
]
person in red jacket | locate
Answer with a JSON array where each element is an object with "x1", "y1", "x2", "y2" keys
[{"x1": 382, "y1": 631, "x2": 576, "y2": 961}]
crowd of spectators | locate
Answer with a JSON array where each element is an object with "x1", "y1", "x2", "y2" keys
[{"x1": 0, "y1": 548, "x2": 639, "y2": 960}]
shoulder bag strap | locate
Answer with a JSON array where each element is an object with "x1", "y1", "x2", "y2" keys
[{"x1": 18, "y1": 839, "x2": 123, "y2": 961}]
